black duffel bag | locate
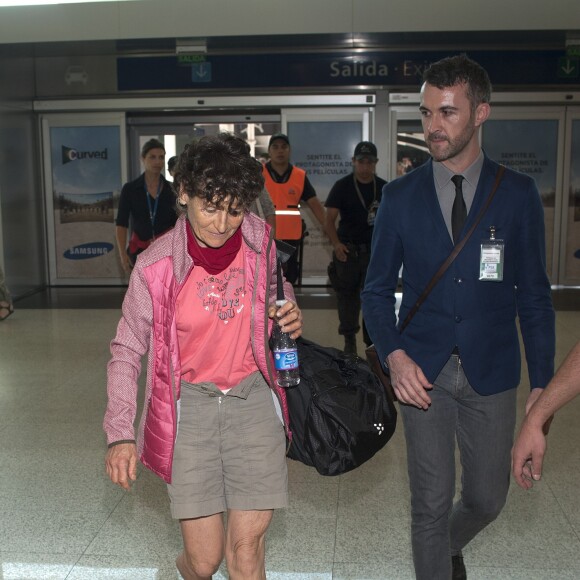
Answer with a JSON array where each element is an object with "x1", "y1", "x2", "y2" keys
[{"x1": 285, "y1": 338, "x2": 397, "y2": 476}]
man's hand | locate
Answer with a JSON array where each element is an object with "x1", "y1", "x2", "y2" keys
[
  {"x1": 511, "y1": 419, "x2": 546, "y2": 490},
  {"x1": 105, "y1": 442, "x2": 138, "y2": 490},
  {"x1": 512, "y1": 388, "x2": 556, "y2": 490},
  {"x1": 387, "y1": 349, "x2": 432, "y2": 409},
  {"x1": 333, "y1": 243, "x2": 349, "y2": 262}
]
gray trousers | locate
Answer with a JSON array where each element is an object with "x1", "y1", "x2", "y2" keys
[{"x1": 400, "y1": 355, "x2": 517, "y2": 580}]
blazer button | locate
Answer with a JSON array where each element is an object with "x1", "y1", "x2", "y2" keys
[{"x1": 455, "y1": 315, "x2": 462, "y2": 323}]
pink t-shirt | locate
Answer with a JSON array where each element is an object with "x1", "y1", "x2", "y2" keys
[{"x1": 176, "y1": 242, "x2": 259, "y2": 390}]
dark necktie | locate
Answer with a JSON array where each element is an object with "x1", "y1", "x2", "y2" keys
[{"x1": 451, "y1": 175, "x2": 466, "y2": 244}]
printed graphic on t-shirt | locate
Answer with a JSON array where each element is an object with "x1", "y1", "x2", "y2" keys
[{"x1": 197, "y1": 266, "x2": 245, "y2": 324}]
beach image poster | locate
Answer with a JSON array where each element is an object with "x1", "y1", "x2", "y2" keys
[{"x1": 49, "y1": 124, "x2": 122, "y2": 280}]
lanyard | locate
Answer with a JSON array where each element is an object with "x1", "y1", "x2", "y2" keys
[
  {"x1": 353, "y1": 174, "x2": 377, "y2": 210},
  {"x1": 145, "y1": 179, "x2": 163, "y2": 239}
]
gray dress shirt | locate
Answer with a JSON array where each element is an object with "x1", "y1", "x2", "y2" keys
[{"x1": 432, "y1": 151, "x2": 484, "y2": 241}]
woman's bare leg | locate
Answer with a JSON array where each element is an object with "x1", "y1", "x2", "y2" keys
[
  {"x1": 177, "y1": 513, "x2": 225, "y2": 580},
  {"x1": 225, "y1": 509, "x2": 273, "y2": 580}
]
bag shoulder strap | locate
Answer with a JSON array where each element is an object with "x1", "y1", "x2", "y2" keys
[{"x1": 400, "y1": 165, "x2": 506, "y2": 333}]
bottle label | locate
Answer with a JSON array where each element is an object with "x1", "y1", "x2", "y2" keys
[{"x1": 273, "y1": 348, "x2": 299, "y2": 370}]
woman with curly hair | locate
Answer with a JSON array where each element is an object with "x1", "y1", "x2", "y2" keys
[{"x1": 104, "y1": 133, "x2": 303, "y2": 579}]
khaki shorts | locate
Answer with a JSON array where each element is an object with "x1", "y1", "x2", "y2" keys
[{"x1": 168, "y1": 372, "x2": 288, "y2": 520}]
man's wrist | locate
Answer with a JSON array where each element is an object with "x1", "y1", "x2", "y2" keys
[
  {"x1": 386, "y1": 348, "x2": 405, "y2": 368},
  {"x1": 525, "y1": 399, "x2": 551, "y2": 427}
]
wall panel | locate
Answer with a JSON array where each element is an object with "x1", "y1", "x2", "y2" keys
[{"x1": 0, "y1": 55, "x2": 46, "y2": 298}]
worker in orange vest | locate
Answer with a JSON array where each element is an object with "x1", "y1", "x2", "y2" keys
[{"x1": 263, "y1": 133, "x2": 326, "y2": 284}]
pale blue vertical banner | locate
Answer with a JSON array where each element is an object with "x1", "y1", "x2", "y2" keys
[
  {"x1": 483, "y1": 119, "x2": 558, "y2": 279},
  {"x1": 287, "y1": 120, "x2": 362, "y2": 281}
]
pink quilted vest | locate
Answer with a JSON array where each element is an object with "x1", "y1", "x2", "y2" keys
[{"x1": 105, "y1": 214, "x2": 293, "y2": 482}]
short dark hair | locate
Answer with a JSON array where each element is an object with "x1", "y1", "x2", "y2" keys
[
  {"x1": 423, "y1": 54, "x2": 492, "y2": 109},
  {"x1": 167, "y1": 155, "x2": 178, "y2": 173},
  {"x1": 141, "y1": 138, "x2": 165, "y2": 158},
  {"x1": 174, "y1": 133, "x2": 264, "y2": 211}
]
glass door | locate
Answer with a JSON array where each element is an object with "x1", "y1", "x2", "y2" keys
[
  {"x1": 127, "y1": 114, "x2": 281, "y2": 184},
  {"x1": 281, "y1": 107, "x2": 372, "y2": 284},
  {"x1": 127, "y1": 108, "x2": 372, "y2": 285}
]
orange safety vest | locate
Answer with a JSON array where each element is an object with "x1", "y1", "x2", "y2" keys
[{"x1": 263, "y1": 165, "x2": 306, "y2": 240}]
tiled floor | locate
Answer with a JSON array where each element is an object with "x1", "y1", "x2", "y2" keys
[{"x1": 0, "y1": 289, "x2": 579, "y2": 579}]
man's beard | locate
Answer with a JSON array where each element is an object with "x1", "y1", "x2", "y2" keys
[{"x1": 426, "y1": 114, "x2": 477, "y2": 162}]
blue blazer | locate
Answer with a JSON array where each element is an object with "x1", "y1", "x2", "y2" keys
[{"x1": 362, "y1": 154, "x2": 555, "y2": 395}]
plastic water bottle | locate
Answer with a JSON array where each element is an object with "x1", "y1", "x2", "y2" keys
[{"x1": 271, "y1": 300, "x2": 300, "y2": 387}]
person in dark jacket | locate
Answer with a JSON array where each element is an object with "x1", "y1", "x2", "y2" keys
[
  {"x1": 116, "y1": 138, "x2": 177, "y2": 273},
  {"x1": 325, "y1": 141, "x2": 387, "y2": 354},
  {"x1": 362, "y1": 55, "x2": 555, "y2": 580}
]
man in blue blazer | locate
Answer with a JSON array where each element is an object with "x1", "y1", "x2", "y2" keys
[{"x1": 362, "y1": 55, "x2": 555, "y2": 580}]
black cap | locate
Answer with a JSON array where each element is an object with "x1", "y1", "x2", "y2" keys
[
  {"x1": 354, "y1": 141, "x2": 378, "y2": 161},
  {"x1": 269, "y1": 133, "x2": 290, "y2": 147}
]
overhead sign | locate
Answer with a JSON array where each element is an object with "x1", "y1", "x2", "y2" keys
[
  {"x1": 558, "y1": 57, "x2": 578, "y2": 78},
  {"x1": 191, "y1": 62, "x2": 212, "y2": 83},
  {"x1": 117, "y1": 50, "x2": 578, "y2": 92}
]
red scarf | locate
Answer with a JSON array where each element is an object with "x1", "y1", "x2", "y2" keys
[{"x1": 186, "y1": 219, "x2": 242, "y2": 274}]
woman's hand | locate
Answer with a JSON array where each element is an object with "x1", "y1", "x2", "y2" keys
[
  {"x1": 268, "y1": 300, "x2": 303, "y2": 340},
  {"x1": 105, "y1": 442, "x2": 138, "y2": 490},
  {"x1": 120, "y1": 254, "x2": 133, "y2": 275}
]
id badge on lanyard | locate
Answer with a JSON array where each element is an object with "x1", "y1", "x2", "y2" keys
[
  {"x1": 367, "y1": 200, "x2": 380, "y2": 226},
  {"x1": 479, "y1": 226, "x2": 504, "y2": 282}
]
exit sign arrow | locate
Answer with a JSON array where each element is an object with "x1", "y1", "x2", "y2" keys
[{"x1": 558, "y1": 57, "x2": 578, "y2": 78}]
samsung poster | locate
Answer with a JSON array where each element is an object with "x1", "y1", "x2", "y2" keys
[
  {"x1": 482, "y1": 118, "x2": 558, "y2": 278},
  {"x1": 45, "y1": 117, "x2": 125, "y2": 283},
  {"x1": 286, "y1": 116, "x2": 365, "y2": 282}
]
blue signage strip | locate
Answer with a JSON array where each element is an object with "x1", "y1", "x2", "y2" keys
[{"x1": 117, "y1": 50, "x2": 577, "y2": 92}]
